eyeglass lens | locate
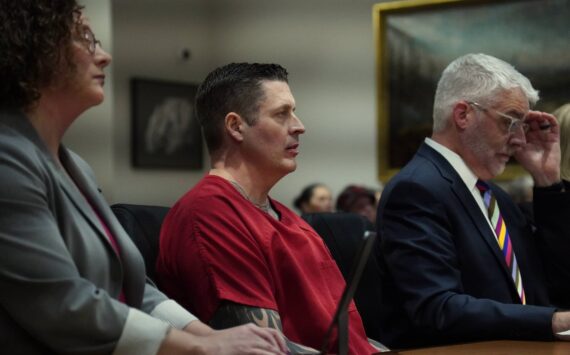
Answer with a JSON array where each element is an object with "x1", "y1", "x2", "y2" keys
[
  {"x1": 469, "y1": 101, "x2": 528, "y2": 133},
  {"x1": 83, "y1": 29, "x2": 100, "y2": 54}
]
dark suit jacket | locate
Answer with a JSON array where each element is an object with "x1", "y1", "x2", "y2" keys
[{"x1": 376, "y1": 142, "x2": 570, "y2": 349}]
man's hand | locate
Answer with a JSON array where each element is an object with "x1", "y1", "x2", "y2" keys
[
  {"x1": 553, "y1": 311, "x2": 570, "y2": 340},
  {"x1": 514, "y1": 111, "x2": 561, "y2": 186}
]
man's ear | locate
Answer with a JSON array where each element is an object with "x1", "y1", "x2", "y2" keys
[
  {"x1": 225, "y1": 112, "x2": 245, "y2": 142},
  {"x1": 452, "y1": 101, "x2": 471, "y2": 130}
]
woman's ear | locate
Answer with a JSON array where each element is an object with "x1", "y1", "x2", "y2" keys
[{"x1": 225, "y1": 112, "x2": 245, "y2": 142}]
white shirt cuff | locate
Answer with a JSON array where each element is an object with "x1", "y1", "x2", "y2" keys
[
  {"x1": 151, "y1": 299, "x2": 199, "y2": 330},
  {"x1": 112, "y1": 308, "x2": 170, "y2": 355}
]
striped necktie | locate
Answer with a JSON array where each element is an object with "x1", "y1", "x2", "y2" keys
[{"x1": 476, "y1": 180, "x2": 526, "y2": 305}]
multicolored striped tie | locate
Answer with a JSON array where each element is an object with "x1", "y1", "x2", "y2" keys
[{"x1": 476, "y1": 180, "x2": 526, "y2": 305}]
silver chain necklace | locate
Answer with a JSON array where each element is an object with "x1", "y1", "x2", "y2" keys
[{"x1": 230, "y1": 180, "x2": 271, "y2": 213}]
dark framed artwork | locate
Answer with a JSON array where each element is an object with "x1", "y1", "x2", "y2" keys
[
  {"x1": 373, "y1": 0, "x2": 570, "y2": 182},
  {"x1": 131, "y1": 78, "x2": 203, "y2": 169}
]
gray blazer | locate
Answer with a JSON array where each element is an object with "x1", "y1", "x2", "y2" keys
[{"x1": 0, "y1": 110, "x2": 196, "y2": 355}]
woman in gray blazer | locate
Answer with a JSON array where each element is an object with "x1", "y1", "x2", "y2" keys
[{"x1": 0, "y1": 1, "x2": 286, "y2": 354}]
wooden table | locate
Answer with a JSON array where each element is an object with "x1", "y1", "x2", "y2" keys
[{"x1": 393, "y1": 340, "x2": 570, "y2": 354}]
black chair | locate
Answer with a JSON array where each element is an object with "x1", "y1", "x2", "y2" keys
[
  {"x1": 111, "y1": 203, "x2": 170, "y2": 282},
  {"x1": 302, "y1": 212, "x2": 383, "y2": 342}
]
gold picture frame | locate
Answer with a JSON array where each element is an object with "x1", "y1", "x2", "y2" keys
[{"x1": 373, "y1": 0, "x2": 570, "y2": 182}]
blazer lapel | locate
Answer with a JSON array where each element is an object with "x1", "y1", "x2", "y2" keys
[
  {"x1": 59, "y1": 148, "x2": 144, "y2": 307},
  {"x1": 57, "y1": 150, "x2": 114, "y2": 253},
  {"x1": 419, "y1": 144, "x2": 519, "y2": 292}
]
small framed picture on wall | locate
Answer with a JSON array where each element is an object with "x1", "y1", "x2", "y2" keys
[{"x1": 131, "y1": 78, "x2": 203, "y2": 169}]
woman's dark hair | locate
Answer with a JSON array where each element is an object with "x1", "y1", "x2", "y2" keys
[
  {"x1": 336, "y1": 185, "x2": 376, "y2": 212},
  {"x1": 293, "y1": 183, "x2": 322, "y2": 211},
  {"x1": 0, "y1": 0, "x2": 82, "y2": 110}
]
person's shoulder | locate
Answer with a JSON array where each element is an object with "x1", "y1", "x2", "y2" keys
[
  {"x1": 169, "y1": 176, "x2": 241, "y2": 218},
  {"x1": 0, "y1": 122, "x2": 53, "y2": 180},
  {"x1": 386, "y1": 157, "x2": 443, "y2": 191},
  {"x1": 0, "y1": 124, "x2": 55, "y2": 203},
  {"x1": 0, "y1": 122, "x2": 40, "y2": 159},
  {"x1": 380, "y1": 157, "x2": 450, "y2": 209}
]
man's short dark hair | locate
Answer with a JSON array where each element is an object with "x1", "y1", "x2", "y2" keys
[{"x1": 195, "y1": 62, "x2": 288, "y2": 153}]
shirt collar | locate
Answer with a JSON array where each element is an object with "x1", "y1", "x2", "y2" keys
[{"x1": 424, "y1": 137, "x2": 479, "y2": 190}]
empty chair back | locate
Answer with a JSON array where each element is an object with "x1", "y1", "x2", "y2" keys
[
  {"x1": 111, "y1": 203, "x2": 170, "y2": 282},
  {"x1": 303, "y1": 212, "x2": 383, "y2": 342}
]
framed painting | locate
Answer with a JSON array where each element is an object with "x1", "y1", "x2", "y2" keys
[
  {"x1": 373, "y1": 0, "x2": 570, "y2": 181},
  {"x1": 131, "y1": 78, "x2": 203, "y2": 169}
]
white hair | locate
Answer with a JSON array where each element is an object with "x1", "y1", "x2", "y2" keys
[{"x1": 432, "y1": 53, "x2": 539, "y2": 132}]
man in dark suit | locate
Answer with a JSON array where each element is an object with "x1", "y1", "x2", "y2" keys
[{"x1": 376, "y1": 53, "x2": 570, "y2": 349}]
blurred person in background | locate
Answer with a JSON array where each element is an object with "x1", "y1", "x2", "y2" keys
[
  {"x1": 336, "y1": 185, "x2": 378, "y2": 225},
  {"x1": 553, "y1": 103, "x2": 570, "y2": 181},
  {"x1": 293, "y1": 183, "x2": 333, "y2": 215}
]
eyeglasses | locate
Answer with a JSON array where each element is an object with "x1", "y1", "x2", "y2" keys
[
  {"x1": 80, "y1": 27, "x2": 102, "y2": 55},
  {"x1": 467, "y1": 101, "x2": 529, "y2": 133}
]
